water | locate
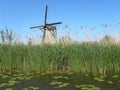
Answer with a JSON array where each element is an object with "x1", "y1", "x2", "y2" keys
[{"x1": 0, "y1": 72, "x2": 120, "y2": 90}]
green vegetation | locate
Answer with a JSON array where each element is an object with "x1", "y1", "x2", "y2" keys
[
  {"x1": 0, "y1": 27, "x2": 15, "y2": 45},
  {"x1": 0, "y1": 42, "x2": 120, "y2": 75},
  {"x1": 0, "y1": 28, "x2": 120, "y2": 75},
  {"x1": 75, "y1": 84, "x2": 100, "y2": 90}
]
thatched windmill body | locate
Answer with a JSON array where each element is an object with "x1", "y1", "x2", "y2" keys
[{"x1": 30, "y1": 5, "x2": 62, "y2": 44}]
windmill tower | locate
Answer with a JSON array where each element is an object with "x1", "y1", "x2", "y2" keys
[{"x1": 30, "y1": 5, "x2": 62, "y2": 44}]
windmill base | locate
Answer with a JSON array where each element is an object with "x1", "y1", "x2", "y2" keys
[{"x1": 42, "y1": 29, "x2": 57, "y2": 44}]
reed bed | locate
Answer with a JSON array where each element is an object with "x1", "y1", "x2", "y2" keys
[{"x1": 0, "y1": 42, "x2": 120, "y2": 75}]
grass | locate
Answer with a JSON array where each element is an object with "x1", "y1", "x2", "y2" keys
[{"x1": 0, "y1": 42, "x2": 120, "y2": 75}]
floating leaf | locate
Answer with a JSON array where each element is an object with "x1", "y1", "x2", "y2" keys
[
  {"x1": 50, "y1": 81, "x2": 62, "y2": 85},
  {"x1": 100, "y1": 75, "x2": 106, "y2": 78},
  {"x1": 25, "y1": 76, "x2": 32, "y2": 80},
  {"x1": 107, "y1": 81, "x2": 113, "y2": 84},
  {"x1": 67, "y1": 72, "x2": 74, "y2": 75},
  {"x1": 6, "y1": 72, "x2": 12, "y2": 75},
  {"x1": 54, "y1": 76, "x2": 63, "y2": 79},
  {"x1": 7, "y1": 82, "x2": 15, "y2": 86},
  {"x1": 59, "y1": 83, "x2": 70, "y2": 88},
  {"x1": 18, "y1": 74, "x2": 24, "y2": 76},
  {"x1": 5, "y1": 88, "x2": 13, "y2": 90},
  {"x1": 81, "y1": 87, "x2": 88, "y2": 90},
  {"x1": 29, "y1": 86, "x2": 39, "y2": 90},
  {"x1": 17, "y1": 77, "x2": 24, "y2": 80},
  {"x1": 63, "y1": 76, "x2": 69, "y2": 80},
  {"x1": 0, "y1": 73, "x2": 3, "y2": 76},
  {"x1": 41, "y1": 73, "x2": 46, "y2": 76},
  {"x1": 94, "y1": 77, "x2": 105, "y2": 82},
  {"x1": 75, "y1": 85, "x2": 81, "y2": 88},
  {"x1": 2, "y1": 75, "x2": 8, "y2": 79},
  {"x1": 10, "y1": 77, "x2": 17, "y2": 80},
  {"x1": 0, "y1": 83, "x2": 7, "y2": 87},
  {"x1": 54, "y1": 76, "x2": 69, "y2": 80},
  {"x1": 13, "y1": 74, "x2": 18, "y2": 77},
  {"x1": 26, "y1": 72, "x2": 31, "y2": 75},
  {"x1": 112, "y1": 75, "x2": 118, "y2": 79},
  {"x1": 75, "y1": 84, "x2": 100, "y2": 90},
  {"x1": 22, "y1": 88, "x2": 28, "y2": 90}
]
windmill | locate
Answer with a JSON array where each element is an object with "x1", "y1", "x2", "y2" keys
[{"x1": 30, "y1": 5, "x2": 62, "y2": 44}]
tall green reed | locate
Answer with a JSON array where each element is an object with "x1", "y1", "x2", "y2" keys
[
  {"x1": 0, "y1": 28, "x2": 14, "y2": 45},
  {"x1": 0, "y1": 41, "x2": 120, "y2": 75}
]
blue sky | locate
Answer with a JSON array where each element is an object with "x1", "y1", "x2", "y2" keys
[{"x1": 0, "y1": 0, "x2": 120, "y2": 43}]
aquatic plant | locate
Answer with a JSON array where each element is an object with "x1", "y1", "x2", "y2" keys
[
  {"x1": 0, "y1": 41, "x2": 120, "y2": 75},
  {"x1": 0, "y1": 28, "x2": 15, "y2": 45},
  {"x1": 75, "y1": 84, "x2": 100, "y2": 90}
]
